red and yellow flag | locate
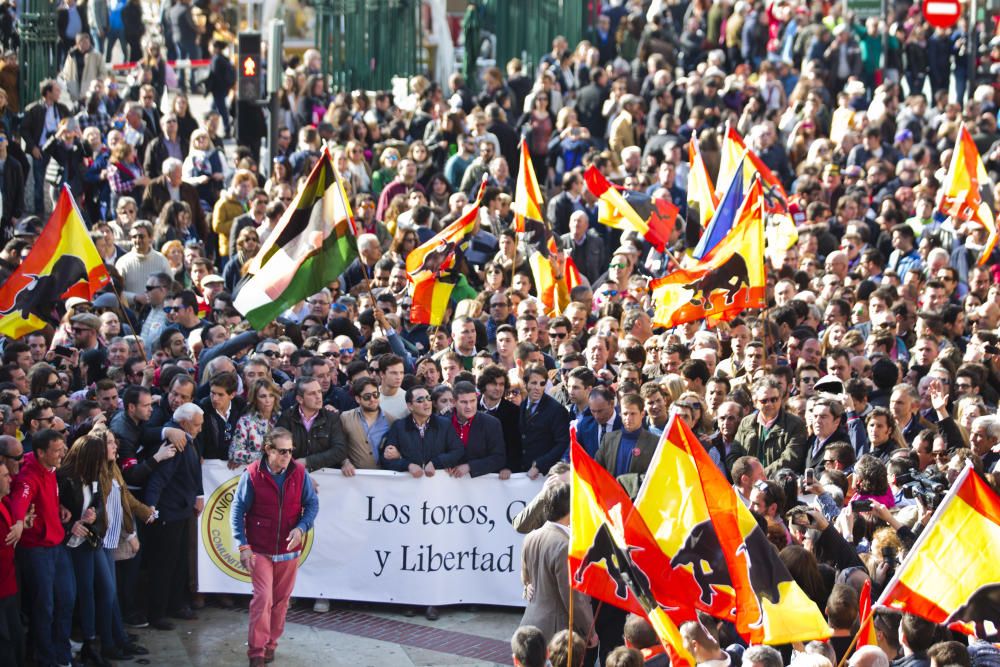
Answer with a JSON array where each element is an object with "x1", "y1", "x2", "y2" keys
[
  {"x1": 569, "y1": 432, "x2": 696, "y2": 667},
  {"x1": 877, "y1": 465, "x2": 1000, "y2": 637},
  {"x1": 406, "y1": 176, "x2": 486, "y2": 281},
  {"x1": 718, "y1": 127, "x2": 788, "y2": 214},
  {"x1": 857, "y1": 579, "x2": 878, "y2": 648},
  {"x1": 528, "y1": 249, "x2": 583, "y2": 316},
  {"x1": 688, "y1": 138, "x2": 719, "y2": 230},
  {"x1": 584, "y1": 166, "x2": 677, "y2": 252},
  {"x1": 0, "y1": 186, "x2": 110, "y2": 338},
  {"x1": 513, "y1": 138, "x2": 544, "y2": 232},
  {"x1": 634, "y1": 415, "x2": 831, "y2": 645},
  {"x1": 938, "y1": 124, "x2": 998, "y2": 264},
  {"x1": 410, "y1": 273, "x2": 477, "y2": 326},
  {"x1": 650, "y1": 177, "x2": 766, "y2": 329}
]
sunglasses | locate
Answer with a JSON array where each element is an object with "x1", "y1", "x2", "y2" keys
[
  {"x1": 609, "y1": 263, "x2": 627, "y2": 270},
  {"x1": 757, "y1": 396, "x2": 781, "y2": 405},
  {"x1": 258, "y1": 350, "x2": 278, "y2": 358},
  {"x1": 322, "y1": 351, "x2": 341, "y2": 358},
  {"x1": 272, "y1": 448, "x2": 294, "y2": 456},
  {"x1": 340, "y1": 348, "x2": 355, "y2": 355},
  {"x1": 933, "y1": 450, "x2": 950, "y2": 459},
  {"x1": 3, "y1": 453, "x2": 24, "y2": 462},
  {"x1": 549, "y1": 331, "x2": 567, "y2": 339},
  {"x1": 162, "y1": 306, "x2": 178, "y2": 313},
  {"x1": 359, "y1": 391, "x2": 380, "y2": 401},
  {"x1": 411, "y1": 396, "x2": 431, "y2": 403},
  {"x1": 145, "y1": 284, "x2": 163, "y2": 291}
]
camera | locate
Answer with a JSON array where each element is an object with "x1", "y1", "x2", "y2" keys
[{"x1": 900, "y1": 470, "x2": 948, "y2": 510}]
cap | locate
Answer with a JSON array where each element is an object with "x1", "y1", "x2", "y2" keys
[
  {"x1": 92, "y1": 293, "x2": 119, "y2": 310},
  {"x1": 843, "y1": 165, "x2": 864, "y2": 178},
  {"x1": 823, "y1": 164, "x2": 840, "y2": 176},
  {"x1": 894, "y1": 129, "x2": 913, "y2": 143},
  {"x1": 814, "y1": 375, "x2": 844, "y2": 395},
  {"x1": 70, "y1": 313, "x2": 102, "y2": 330},
  {"x1": 66, "y1": 296, "x2": 91, "y2": 309},
  {"x1": 14, "y1": 216, "x2": 43, "y2": 238},
  {"x1": 703, "y1": 66, "x2": 726, "y2": 81},
  {"x1": 200, "y1": 274, "x2": 224, "y2": 286}
]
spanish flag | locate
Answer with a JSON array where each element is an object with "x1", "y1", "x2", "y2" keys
[
  {"x1": 0, "y1": 186, "x2": 110, "y2": 338},
  {"x1": 938, "y1": 124, "x2": 998, "y2": 264},
  {"x1": 513, "y1": 138, "x2": 553, "y2": 253},
  {"x1": 857, "y1": 579, "x2": 878, "y2": 648},
  {"x1": 877, "y1": 464, "x2": 1000, "y2": 637},
  {"x1": 584, "y1": 166, "x2": 678, "y2": 252},
  {"x1": 688, "y1": 138, "x2": 719, "y2": 231},
  {"x1": 406, "y1": 176, "x2": 487, "y2": 281},
  {"x1": 528, "y1": 249, "x2": 583, "y2": 316},
  {"x1": 410, "y1": 272, "x2": 477, "y2": 326},
  {"x1": 650, "y1": 177, "x2": 766, "y2": 329},
  {"x1": 634, "y1": 416, "x2": 832, "y2": 645},
  {"x1": 569, "y1": 433, "x2": 696, "y2": 667},
  {"x1": 717, "y1": 127, "x2": 788, "y2": 214}
]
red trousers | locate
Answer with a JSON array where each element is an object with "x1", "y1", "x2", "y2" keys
[{"x1": 247, "y1": 556, "x2": 298, "y2": 659}]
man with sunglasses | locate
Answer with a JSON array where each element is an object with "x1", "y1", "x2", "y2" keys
[
  {"x1": 734, "y1": 378, "x2": 807, "y2": 475},
  {"x1": 232, "y1": 426, "x2": 319, "y2": 666},
  {"x1": 0, "y1": 435, "x2": 23, "y2": 477},
  {"x1": 340, "y1": 377, "x2": 394, "y2": 474}
]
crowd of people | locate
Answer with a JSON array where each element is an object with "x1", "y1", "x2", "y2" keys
[{"x1": 0, "y1": 0, "x2": 1000, "y2": 665}]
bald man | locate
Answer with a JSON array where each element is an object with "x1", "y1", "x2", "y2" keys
[{"x1": 0, "y1": 435, "x2": 22, "y2": 477}]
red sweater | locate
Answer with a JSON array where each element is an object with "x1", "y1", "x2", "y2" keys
[
  {"x1": 9, "y1": 452, "x2": 65, "y2": 548},
  {"x1": 0, "y1": 499, "x2": 16, "y2": 597}
]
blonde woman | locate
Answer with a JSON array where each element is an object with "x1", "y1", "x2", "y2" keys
[{"x1": 229, "y1": 378, "x2": 281, "y2": 468}]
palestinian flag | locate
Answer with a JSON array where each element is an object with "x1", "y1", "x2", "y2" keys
[
  {"x1": 235, "y1": 148, "x2": 358, "y2": 330},
  {"x1": 0, "y1": 186, "x2": 109, "y2": 338},
  {"x1": 410, "y1": 272, "x2": 477, "y2": 326},
  {"x1": 584, "y1": 166, "x2": 678, "y2": 252}
]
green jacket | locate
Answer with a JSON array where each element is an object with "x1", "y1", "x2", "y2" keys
[{"x1": 734, "y1": 410, "x2": 808, "y2": 475}]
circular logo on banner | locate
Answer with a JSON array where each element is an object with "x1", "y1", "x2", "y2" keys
[{"x1": 202, "y1": 475, "x2": 314, "y2": 583}]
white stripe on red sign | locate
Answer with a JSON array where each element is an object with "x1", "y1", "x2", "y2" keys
[{"x1": 925, "y1": 2, "x2": 959, "y2": 14}]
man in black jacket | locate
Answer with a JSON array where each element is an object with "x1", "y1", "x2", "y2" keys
[
  {"x1": 449, "y1": 381, "x2": 505, "y2": 477},
  {"x1": 548, "y1": 170, "x2": 585, "y2": 237},
  {"x1": 20, "y1": 79, "x2": 70, "y2": 215},
  {"x1": 379, "y1": 385, "x2": 463, "y2": 476},
  {"x1": 574, "y1": 69, "x2": 609, "y2": 144},
  {"x1": 276, "y1": 376, "x2": 348, "y2": 472},
  {"x1": 0, "y1": 129, "x2": 24, "y2": 231},
  {"x1": 144, "y1": 402, "x2": 205, "y2": 630},
  {"x1": 196, "y1": 371, "x2": 246, "y2": 461},
  {"x1": 477, "y1": 365, "x2": 521, "y2": 475},
  {"x1": 207, "y1": 40, "x2": 236, "y2": 138},
  {"x1": 519, "y1": 365, "x2": 570, "y2": 477},
  {"x1": 561, "y1": 210, "x2": 606, "y2": 282}
]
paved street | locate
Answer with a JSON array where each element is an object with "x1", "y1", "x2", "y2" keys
[{"x1": 133, "y1": 601, "x2": 521, "y2": 666}]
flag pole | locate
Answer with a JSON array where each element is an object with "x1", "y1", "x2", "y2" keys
[{"x1": 567, "y1": 562, "x2": 574, "y2": 667}]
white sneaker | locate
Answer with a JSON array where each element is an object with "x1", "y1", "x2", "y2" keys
[{"x1": 313, "y1": 599, "x2": 330, "y2": 613}]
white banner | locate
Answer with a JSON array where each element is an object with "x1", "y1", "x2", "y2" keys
[{"x1": 197, "y1": 461, "x2": 543, "y2": 606}]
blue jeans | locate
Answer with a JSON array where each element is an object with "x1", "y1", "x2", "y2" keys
[
  {"x1": 71, "y1": 545, "x2": 125, "y2": 648},
  {"x1": 19, "y1": 545, "x2": 76, "y2": 666}
]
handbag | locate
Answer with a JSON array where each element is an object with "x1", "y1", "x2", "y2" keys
[
  {"x1": 112, "y1": 490, "x2": 139, "y2": 561},
  {"x1": 111, "y1": 531, "x2": 138, "y2": 561}
]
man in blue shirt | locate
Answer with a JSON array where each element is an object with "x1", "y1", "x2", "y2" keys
[{"x1": 232, "y1": 427, "x2": 319, "y2": 666}]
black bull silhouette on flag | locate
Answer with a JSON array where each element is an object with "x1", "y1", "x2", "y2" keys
[
  {"x1": 0, "y1": 254, "x2": 90, "y2": 325},
  {"x1": 574, "y1": 519, "x2": 794, "y2": 627}
]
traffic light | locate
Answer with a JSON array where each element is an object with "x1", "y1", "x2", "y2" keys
[{"x1": 237, "y1": 32, "x2": 262, "y2": 102}]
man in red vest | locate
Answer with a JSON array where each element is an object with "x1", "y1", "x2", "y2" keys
[{"x1": 231, "y1": 426, "x2": 319, "y2": 667}]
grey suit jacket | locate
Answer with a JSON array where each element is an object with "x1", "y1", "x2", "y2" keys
[
  {"x1": 595, "y1": 429, "x2": 659, "y2": 478},
  {"x1": 519, "y1": 522, "x2": 594, "y2": 642}
]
